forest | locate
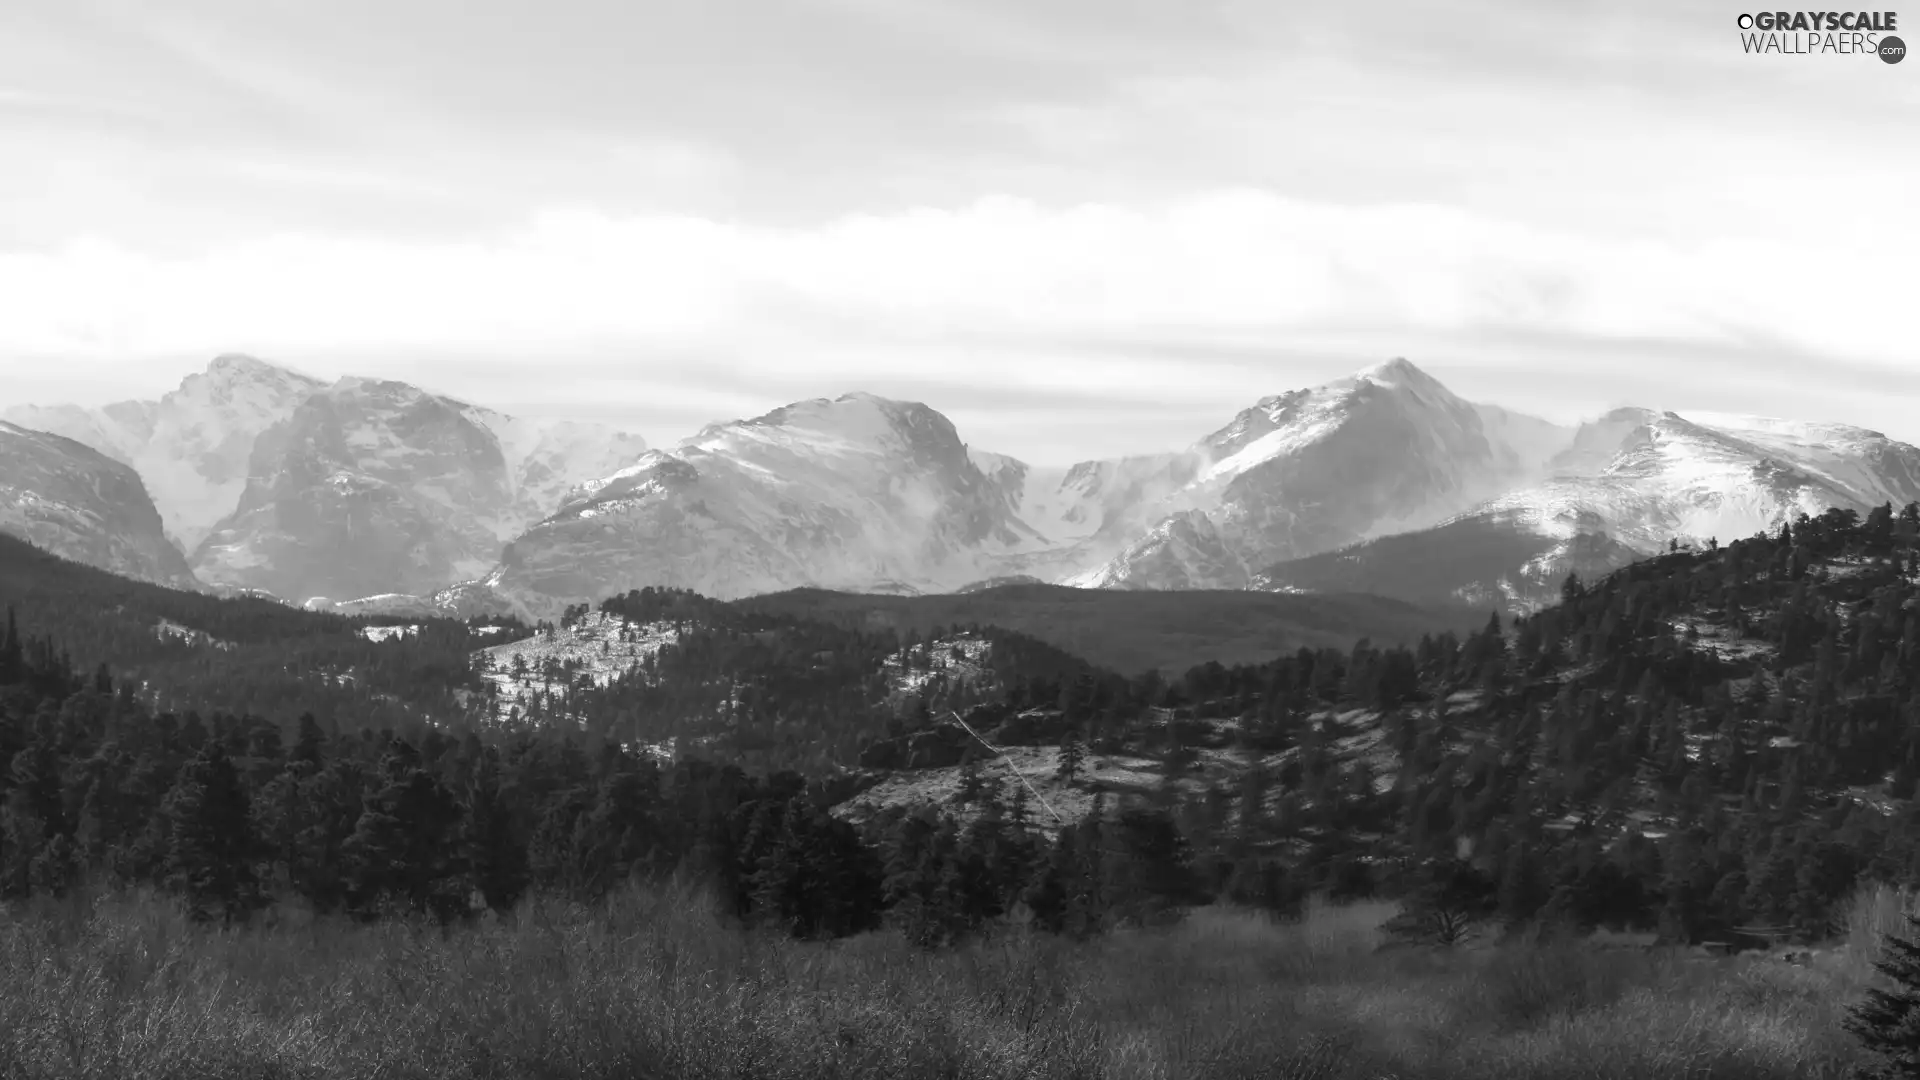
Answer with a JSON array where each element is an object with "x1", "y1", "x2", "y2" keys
[{"x1": 10, "y1": 503, "x2": 1920, "y2": 1076}]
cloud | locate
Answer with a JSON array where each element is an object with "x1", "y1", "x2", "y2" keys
[
  {"x1": 0, "y1": 190, "x2": 1908, "y2": 367},
  {"x1": 4, "y1": 0, "x2": 1914, "y2": 462}
]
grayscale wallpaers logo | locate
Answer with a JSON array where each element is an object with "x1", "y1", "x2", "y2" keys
[{"x1": 1736, "y1": 10, "x2": 1904, "y2": 59}]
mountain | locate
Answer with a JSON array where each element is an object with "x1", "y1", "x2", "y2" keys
[
  {"x1": 1059, "y1": 358, "x2": 1571, "y2": 589},
  {"x1": 1065, "y1": 509, "x2": 1254, "y2": 591},
  {"x1": 191, "y1": 377, "x2": 647, "y2": 605},
  {"x1": 470, "y1": 359, "x2": 1570, "y2": 614},
  {"x1": 5, "y1": 355, "x2": 647, "y2": 603},
  {"x1": 3, "y1": 354, "x2": 326, "y2": 551},
  {"x1": 20, "y1": 352, "x2": 1906, "y2": 616},
  {"x1": 488, "y1": 392, "x2": 1034, "y2": 608},
  {"x1": 1260, "y1": 407, "x2": 1920, "y2": 610},
  {"x1": 0, "y1": 421, "x2": 196, "y2": 588}
]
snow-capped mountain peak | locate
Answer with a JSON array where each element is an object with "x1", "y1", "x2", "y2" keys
[
  {"x1": 492, "y1": 390, "x2": 1044, "y2": 606},
  {"x1": 1269, "y1": 400, "x2": 1920, "y2": 614},
  {"x1": 476, "y1": 360, "x2": 1572, "y2": 611}
]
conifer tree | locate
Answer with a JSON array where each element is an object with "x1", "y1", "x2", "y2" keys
[
  {"x1": 1056, "y1": 729, "x2": 1086, "y2": 786},
  {"x1": 1845, "y1": 912, "x2": 1920, "y2": 1078},
  {"x1": 463, "y1": 750, "x2": 529, "y2": 911},
  {"x1": 163, "y1": 743, "x2": 267, "y2": 924},
  {"x1": 342, "y1": 743, "x2": 467, "y2": 919}
]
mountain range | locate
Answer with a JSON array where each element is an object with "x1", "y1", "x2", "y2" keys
[
  {"x1": 5, "y1": 353, "x2": 1917, "y2": 617},
  {"x1": 3, "y1": 355, "x2": 647, "y2": 604}
]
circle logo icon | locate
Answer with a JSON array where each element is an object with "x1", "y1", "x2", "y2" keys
[{"x1": 1883, "y1": 35, "x2": 1907, "y2": 63}]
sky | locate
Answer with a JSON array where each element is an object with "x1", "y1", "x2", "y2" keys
[{"x1": 1, "y1": 0, "x2": 1916, "y2": 464}]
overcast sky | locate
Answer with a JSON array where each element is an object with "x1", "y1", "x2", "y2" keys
[{"x1": 1, "y1": 0, "x2": 1915, "y2": 463}]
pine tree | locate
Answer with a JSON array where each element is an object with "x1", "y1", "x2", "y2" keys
[
  {"x1": 1056, "y1": 729, "x2": 1086, "y2": 786},
  {"x1": 1845, "y1": 912, "x2": 1920, "y2": 1077},
  {"x1": 956, "y1": 745, "x2": 989, "y2": 805},
  {"x1": 163, "y1": 743, "x2": 267, "y2": 925},
  {"x1": 463, "y1": 751, "x2": 528, "y2": 912},
  {"x1": 342, "y1": 743, "x2": 468, "y2": 919},
  {"x1": 0, "y1": 606, "x2": 21, "y2": 684},
  {"x1": 291, "y1": 713, "x2": 327, "y2": 769},
  {"x1": 1384, "y1": 858, "x2": 1499, "y2": 947}
]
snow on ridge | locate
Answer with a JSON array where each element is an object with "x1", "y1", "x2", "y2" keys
[
  {"x1": 1197, "y1": 400, "x2": 1346, "y2": 485},
  {"x1": 475, "y1": 612, "x2": 682, "y2": 722},
  {"x1": 361, "y1": 624, "x2": 419, "y2": 642},
  {"x1": 882, "y1": 633, "x2": 994, "y2": 698},
  {"x1": 692, "y1": 394, "x2": 908, "y2": 461},
  {"x1": 155, "y1": 619, "x2": 233, "y2": 650}
]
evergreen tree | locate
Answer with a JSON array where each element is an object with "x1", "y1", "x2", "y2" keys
[
  {"x1": 1845, "y1": 912, "x2": 1920, "y2": 1078},
  {"x1": 162, "y1": 743, "x2": 267, "y2": 925},
  {"x1": 1056, "y1": 729, "x2": 1086, "y2": 786},
  {"x1": 342, "y1": 743, "x2": 468, "y2": 919},
  {"x1": 463, "y1": 750, "x2": 529, "y2": 911}
]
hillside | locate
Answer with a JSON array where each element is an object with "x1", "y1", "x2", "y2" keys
[
  {"x1": 0, "y1": 532, "x2": 524, "y2": 726},
  {"x1": 820, "y1": 501, "x2": 1920, "y2": 948},
  {"x1": 10, "y1": 500, "x2": 1920, "y2": 956},
  {"x1": 1257, "y1": 512, "x2": 1646, "y2": 611},
  {"x1": 730, "y1": 582, "x2": 1485, "y2": 675},
  {"x1": 479, "y1": 588, "x2": 1101, "y2": 775}
]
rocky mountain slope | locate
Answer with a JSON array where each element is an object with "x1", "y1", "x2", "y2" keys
[
  {"x1": 192, "y1": 376, "x2": 648, "y2": 605},
  {"x1": 3, "y1": 354, "x2": 326, "y2": 552},
  {"x1": 1260, "y1": 407, "x2": 1920, "y2": 610},
  {"x1": 1060, "y1": 358, "x2": 1571, "y2": 589},
  {"x1": 488, "y1": 393, "x2": 1035, "y2": 607},
  {"x1": 472, "y1": 358, "x2": 1572, "y2": 613},
  {"x1": 4, "y1": 355, "x2": 646, "y2": 602},
  {"x1": 14, "y1": 352, "x2": 1913, "y2": 618},
  {"x1": 0, "y1": 422, "x2": 196, "y2": 588}
]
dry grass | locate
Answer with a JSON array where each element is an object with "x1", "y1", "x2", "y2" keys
[{"x1": 0, "y1": 884, "x2": 1903, "y2": 1079}]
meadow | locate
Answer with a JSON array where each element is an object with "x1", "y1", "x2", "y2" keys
[{"x1": 2, "y1": 884, "x2": 1907, "y2": 1080}]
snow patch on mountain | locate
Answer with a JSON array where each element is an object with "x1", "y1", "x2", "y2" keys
[
  {"x1": 1472, "y1": 409, "x2": 1886, "y2": 552},
  {"x1": 155, "y1": 618, "x2": 233, "y2": 650},
  {"x1": 883, "y1": 632, "x2": 994, "y2": 699},
  {"x1": 1260, "y1": 403, "x2": 1920, "y2": 613},
  {"x1": 492, "y1": 393, "x2": 1035, "y2": 611},
  {"x1": 1072, "y1": 358, "x2": 1571, "y2": 590},
  {"x1": 475, "y1": 612, "x2": 680, "y2": 721},
  {"x1": 1678, "y1": 412, "x2": 1920, "y2": 511}
]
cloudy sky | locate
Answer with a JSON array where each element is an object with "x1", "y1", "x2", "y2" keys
[{"x1": 1, "y1": 0, "x2": 1915, "y2": 462}]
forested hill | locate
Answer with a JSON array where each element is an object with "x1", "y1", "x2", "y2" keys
[
  {"x1": 0, "y1": 532, "x2": 529, "y2": 727},
  {"x1": 730, "y1": 582, "x2": 1483, "y2": 675},
  {"x1": 829, "y1": 500, "x2": 1920, "y2": 945},
  {"x1": 10, "y1": 504, "x2": 1920, "y2": 951}
]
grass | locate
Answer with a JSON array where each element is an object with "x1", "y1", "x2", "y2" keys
[{"x1": 0, "y1": 886, "x2": 1906, "y2": 1080}]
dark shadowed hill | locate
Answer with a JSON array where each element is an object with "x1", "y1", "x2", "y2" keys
[
  {"x1": 1256, "y1": 510, "x2": 1647, "y2": 613},
  {"x1": 0, "y1": 532, "x2": 522, "y2": 723},
  {"x1": 730, "y1": 582, "x2": 1486, "y2": 674}
]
